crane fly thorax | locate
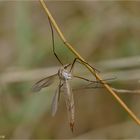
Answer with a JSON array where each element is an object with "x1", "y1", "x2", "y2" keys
[{"x1": 58, "y1": 67, "x2": 72, "y2": 80}]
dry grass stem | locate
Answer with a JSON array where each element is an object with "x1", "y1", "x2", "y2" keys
[
  {"x1": 112, "y1": 88, "x2": 140, "y2": 95},
  {"x1": 1, "y1": 63, "x2": 140, "y2": 83},
  {"x1": 39, "y1": 0, "x2": 140, "y2": 125}
]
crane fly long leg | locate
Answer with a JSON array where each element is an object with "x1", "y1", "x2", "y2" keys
[
  {"x1": 70, "y1": 58, "x2": 100, "y2": 73},
  {"x1": 74, "y1": 75, "x2": 116, "y2": 83},
  {"x1": 73, "y1": 75, "x2": 115, "y2": 90},
  {"x1": 51, "y1": 80, "x2": 63, "y2": 116},
  {"x1": 32, "y1": 74, "x2": 58, "y2": 92},
  {"x1": 48, "y1": 17, "x2": 63, "y2": 66},
  {"x1": 63, "y1": 80, "x2": 75, "y2": 132}
]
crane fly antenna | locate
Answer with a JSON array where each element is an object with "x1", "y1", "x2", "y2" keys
[{"x1": 48, "y1": 17, "x2": 63, "y2": 66}]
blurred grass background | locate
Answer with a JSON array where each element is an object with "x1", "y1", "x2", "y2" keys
[{"x1": 0, "y1": 1, "x2": 140, "y2": 139}]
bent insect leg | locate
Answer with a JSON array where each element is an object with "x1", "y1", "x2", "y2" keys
[
  {"x1": 73, "y1": 75, "x2": 114, "y2": 89},
  {"x1": 69, "y1": 57, "x2": 100, "y2": 73},
  {"x1": 48, "y1": 17, "x2": 63, "y2": 66}
]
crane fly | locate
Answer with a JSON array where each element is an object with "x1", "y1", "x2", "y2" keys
[
  {"x1": 33, "y1": 62, "x2": 112, "y2": 132},
  {"x1": 33, "y1": 63, "x2": 75, "y2": 131},
  {"x1": 33, "y1": 17, "x2": 105, "y2": 132}
]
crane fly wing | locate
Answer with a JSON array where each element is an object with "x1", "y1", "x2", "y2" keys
[
  {"x1": 63, "y1": 80, "x2": 75, "y2": 132},
  {"x1": 51, "y1": 81, "x2": 62, "y2": 116},
  {"x1": 51, "y1": 88, "x2": 59, "y2": 116},
  {"x1": 32, "y1": 74, "x2": 58, "y2": 92}
]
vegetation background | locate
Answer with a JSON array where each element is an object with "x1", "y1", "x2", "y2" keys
[{"x1": 0, "y1": 1, "x2": 140, "y2": 139}]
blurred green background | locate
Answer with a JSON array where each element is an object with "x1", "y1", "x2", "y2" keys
[{"x1": 0, "y1": 1, "x2": 140, "y2": 139}]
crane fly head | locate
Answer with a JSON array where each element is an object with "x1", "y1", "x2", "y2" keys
[{"x1": 58, "y1": 64, "x2": 72, "y2": 80}]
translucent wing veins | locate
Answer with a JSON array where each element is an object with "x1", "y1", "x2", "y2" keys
[
  {"x1": 51, "y1": 80, "x2": 63, "y2": 116},
  {"x1": 32, "y1": 74, "x2": 58, "y2": 92}
]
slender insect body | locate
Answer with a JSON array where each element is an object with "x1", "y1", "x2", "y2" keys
[
  {"x1": 58, "y1": 66, "x2": 74, "y2": 131},
  {"x1": 63, "y1": 79, "x2": 75, "y2": 132}
]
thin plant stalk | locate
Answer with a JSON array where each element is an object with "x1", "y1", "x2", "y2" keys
[{"x1": 39, "y1": 0, "x2": 140, "y2": 125}]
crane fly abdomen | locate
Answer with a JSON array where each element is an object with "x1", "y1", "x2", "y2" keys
[{"x1": 63, "y1": 79, "x2": 75, "y2": 132}]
